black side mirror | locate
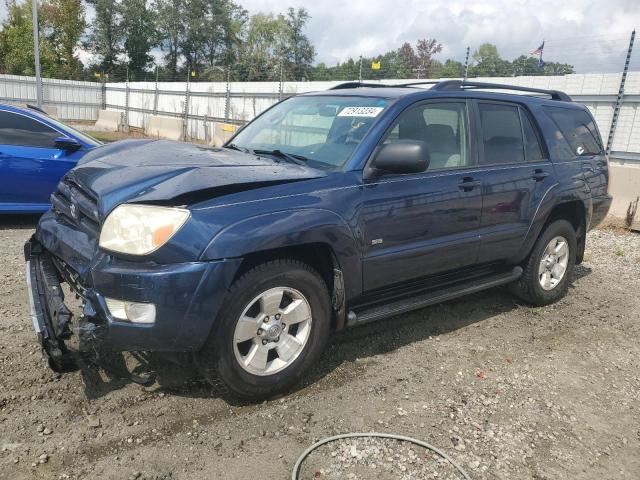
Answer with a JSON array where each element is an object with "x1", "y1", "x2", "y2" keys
[
  {"x1": 373, "y1": 140, "x2": 430, "y2": 174},
  {"x1": 54, "y1": 137, "x2": 81, "y2": 152}
]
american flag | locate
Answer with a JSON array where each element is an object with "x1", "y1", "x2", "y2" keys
[{"x1": 530, "y1": 41, "x2": 545, "y2": 56}]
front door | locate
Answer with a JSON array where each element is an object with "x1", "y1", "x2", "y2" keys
[
  {"x1": 361, "y1": 100, "x2": 483, "y2": 292},
  {"x1": 0, "y1": 110, "x2": 75, "y2": 209}
]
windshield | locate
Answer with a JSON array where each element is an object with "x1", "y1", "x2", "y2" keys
[{"x1": 230, "y1": 95, "x2": 391, "y2": 169}]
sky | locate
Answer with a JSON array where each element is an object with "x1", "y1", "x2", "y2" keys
[{"x1": 1, "y1": 0, "x2": 639, "y2": 73}]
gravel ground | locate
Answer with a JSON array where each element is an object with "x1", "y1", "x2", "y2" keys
[{"x1": 1, "y1": 217, "x2": 639, "y2": 480}]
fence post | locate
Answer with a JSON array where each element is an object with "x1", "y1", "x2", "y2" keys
[
  {"x1": 278, "y1": 60, "x2": 283, "y2": 101},
  {"x1": 124, "y1": 69, "x2": 130, "y2": 132},
  {"x1": 463, "y1": 46, "x2": 470, "y2": 80},
  {"x1": 204, "y1": 114, "x2": 210, "y2": 144},
  {"x1": 100, "y1": 73, "x2": 106, "y2": 110},
  {"x1": 183, "y1": 69, "x2": 191, "y2": 141},
  {"x1": 153, "y1": 65, "x2": 159, "y2": 115},
  {"x1": 358, "y1": 55, "x2": 363, "y2": 83},
  {"x1": 225, "y1": 68, "x2": 231, "y2": 122},
  {"x1": 606, "y1": 30, "x2": 635, "y2": 155}
]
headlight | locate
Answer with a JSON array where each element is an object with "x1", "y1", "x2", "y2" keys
[{"x1": 99, "y1": 204, "x2": 190, "y2": 255}]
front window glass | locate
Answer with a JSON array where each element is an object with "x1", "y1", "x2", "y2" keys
[
  {"x1": 383, "y1": 102, "x2": 470, "y2": 170},
  {"x1": 230, "y1": 95, "x2": 391, "y2": 169},
  {"x1": 0, "y1": 111, "x2": 60, "y2": 148}
]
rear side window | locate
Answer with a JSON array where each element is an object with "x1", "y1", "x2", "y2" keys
[
  {"x1": 544, "y1": 106, "x2": 603, "y2": 156},
  {"x1": 0, "y1": 111, "x2": 59, "y2": 148},
  {"x1": 520, "y1": 110, "x2": 544, "y2": 161},
  {"x1": 478, "y1": 103, "x2": 524, "y2": 164}
]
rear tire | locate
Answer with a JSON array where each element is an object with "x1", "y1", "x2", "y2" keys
[
  {"x1": 510, "y1": 219, "x2": 577, "y2": 306},
  {"x1": 197, "y1": 259, "x2": 331, "y2": 400}
]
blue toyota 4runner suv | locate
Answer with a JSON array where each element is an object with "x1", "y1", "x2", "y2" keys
[{"x1": 25, "y1": 81, "x2": 611, "y2": 399}]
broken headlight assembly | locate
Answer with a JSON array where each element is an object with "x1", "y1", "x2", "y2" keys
[{"x1": 99, "y1": 204, "x2": 190, "y2": 255}]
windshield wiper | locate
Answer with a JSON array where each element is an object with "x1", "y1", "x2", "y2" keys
[
  {"x1": 224, "y1": 143, "x2": 252, "y2": 154},
  {"x1": 253, "y1": 149, "x2": 310, "y2": 165}
]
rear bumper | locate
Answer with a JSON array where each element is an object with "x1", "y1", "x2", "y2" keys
[
  {"x1": 589, "y1": 194, "x2": 613, "y2": 230},
  {"x1": 25, "y1": 238, "x2": 241, "y2": 365}
]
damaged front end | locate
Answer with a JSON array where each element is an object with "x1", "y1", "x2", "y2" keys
[{"x1": 24, "y1": 240, "x2": 106, "y2": 372}]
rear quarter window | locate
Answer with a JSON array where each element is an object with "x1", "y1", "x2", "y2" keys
[{"x1": 543, "y1": 106, "x2": 603, "y2": 159}]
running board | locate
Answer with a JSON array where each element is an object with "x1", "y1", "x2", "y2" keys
[{"x1": 347, "y1": 266, "x2": 523, "y2": 326}]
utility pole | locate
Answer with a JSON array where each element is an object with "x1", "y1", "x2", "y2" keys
[
  {"x1": 606, "y1": 30, "x2": 635, "y2": 155},
  {"x1": 31, "y1": 0, "x2": 43, "y2": 107},
  {"x1": 358, "y1": 55, "x2": 363, "y2": 83},
  {"x1": 463, "y1": 46, "x2": 470, "y2": 81}
]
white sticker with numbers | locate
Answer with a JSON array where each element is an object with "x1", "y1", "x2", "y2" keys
[{"x1": 337, "y1": 106, "x2": 384, "y2": 117}]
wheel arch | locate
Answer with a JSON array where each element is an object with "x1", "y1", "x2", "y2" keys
[
  {"x1": 514, "y1": 196, "x2": 588, "y2": 265},
  {"x1": 200, "y1": 209, "x2": 361, "y2": 328}
]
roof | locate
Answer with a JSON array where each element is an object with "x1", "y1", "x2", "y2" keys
[
  {"x1": 0, "y1": 102, "x2": 51, "y2": 119},
  {"x1": 301, "y1": 80, "x2": 574, "y2": 105}
]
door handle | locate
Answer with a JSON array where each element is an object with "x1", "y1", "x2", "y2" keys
[
  {"x1": 458, "y1": 177, "x2": 482, "y2": 191},
  {"x1": 531, "y1": 169, "x2": 550, "y2": 181}
]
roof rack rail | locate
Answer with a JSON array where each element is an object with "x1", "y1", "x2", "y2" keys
[
  {"x1": 330, "y1": 81, "x2": 391, "y2": 90},
  {"x1": 430, "y1": 80, "x2": 572, "y2": 102}
]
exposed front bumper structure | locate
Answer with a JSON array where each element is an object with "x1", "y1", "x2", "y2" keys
[{"x1": 25, "y1": 238, "x2": 242, "y2": 372}]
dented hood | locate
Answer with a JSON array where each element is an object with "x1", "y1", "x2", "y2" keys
[{"x1": 71, "y1": 139, "x2": 326, "y2": 216}]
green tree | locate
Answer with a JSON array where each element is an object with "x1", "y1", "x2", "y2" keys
[
  {"x1": 282, "y1": 7, "x2": 315, "y2": 80},
  {"x1": 85, "y1": 0, "x2": 122, "y2": 74},
  {"x1": 544, "y1": 61, "x2": 574, "y2": 75},
  {"x1": 121, "y1": 0, "x2": 156, "y2": 77},
  {"x1": 439, "y1": 59, "x2": 464, "y2": 78},
  {"x1": 154, "y1": 0, "x2": 183, "y2": 79},
  {"x1": 40, "y1": 0, "x2": 85, "y2": 78},
  {"x1": 0, "y1": 1, "x2": 57, "y2": 76},
  {"x1": 236, "y1": 12, "x2": 289, "y2": 80},
  {"x1": 470, "y1": 43, "x2": 511, "y2": 77}
]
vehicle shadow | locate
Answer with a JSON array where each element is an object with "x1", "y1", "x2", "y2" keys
[
  {"x1": 0, "y1": 213, "x2": 41, "y2": 230},
  {"x1": 79, "y1": 264, "x2": 593, "y2": 403}
]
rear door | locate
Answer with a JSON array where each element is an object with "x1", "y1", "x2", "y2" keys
[
  {"x1": 361, "y1": 100, "x2": 483, "y2": 292},
  {"x1": 473, "y1": 100, "x2": 556, "y2": 263},
  {"x1": 0, "y1": 110, "x2": 75, "y2": 209}
]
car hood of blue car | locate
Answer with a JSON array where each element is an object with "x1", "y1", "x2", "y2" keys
[{"x1": 71, "y1": 139, "x2": 327, "y2": 216}]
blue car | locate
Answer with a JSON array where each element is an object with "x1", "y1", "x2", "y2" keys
[
  {"x1": 25, "y1": 81, "x2": 611, "y2": 399},
  {"x1": 0, "y1": 103, "x2": 101, "y2": 213}
]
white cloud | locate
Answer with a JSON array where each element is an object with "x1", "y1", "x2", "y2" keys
[{"x1": 241, "y1": 0, "x2": 640, "y2": 72}]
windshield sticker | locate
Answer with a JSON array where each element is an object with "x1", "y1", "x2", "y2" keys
[{"x1": 338, "y1": 106, "x2": 384, "y2": 117}]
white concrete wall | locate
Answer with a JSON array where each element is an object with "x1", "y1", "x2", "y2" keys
[
  {"x1": 3, "y1": 72, "x2": 640, "y2": 158},
  {"x1": 101, "y1": 73, "x2": 640, "y2": 155}
]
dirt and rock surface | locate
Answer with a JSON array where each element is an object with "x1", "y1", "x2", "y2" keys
[{"x1": 1, "y1": 217, "x2": 639, "y2": 480}]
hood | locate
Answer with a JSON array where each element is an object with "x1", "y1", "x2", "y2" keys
[{"x1": 70, "y1": 139, "x2": 326, "y2": 216}]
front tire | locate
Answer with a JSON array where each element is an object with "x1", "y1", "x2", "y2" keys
[
  {"x1": 198, "y1": 259, "x2": 331, "y2": 400},
  {"x1": 510, "y1": 219, "x2": 577, "y2": 306}
]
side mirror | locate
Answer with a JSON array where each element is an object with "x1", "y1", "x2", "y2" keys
[
  {"x1": 373, "y1": 140, "x2": 430, "y2": 174},
  {"x1": 54, "y1": 137, "x2": 81, "y2": 152}
]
